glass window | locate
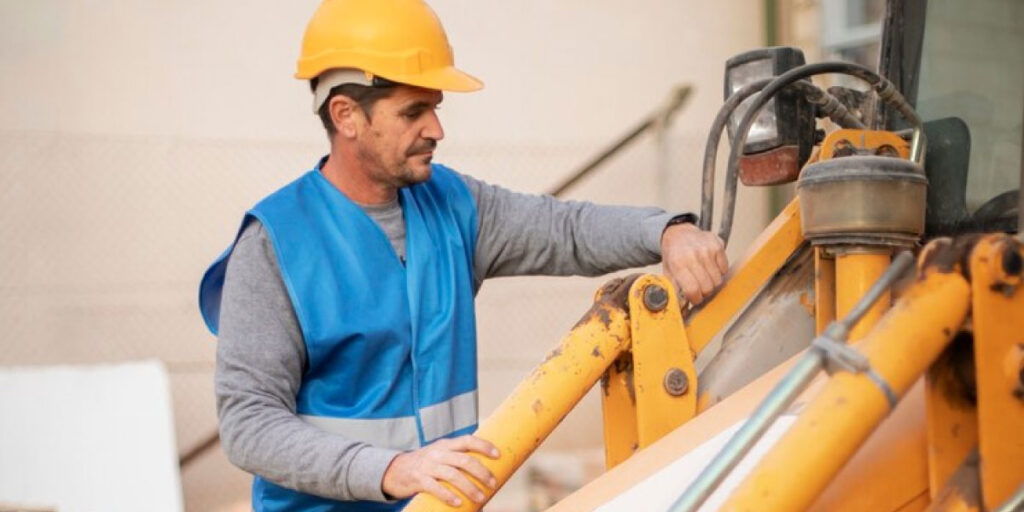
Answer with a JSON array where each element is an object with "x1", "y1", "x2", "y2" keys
[
  {"x1": 916, "y1": 0, "x2": 1023, "y2": 214},
  {"x1": 820, "y1": 0, "x2": 884, "y2": 69}
]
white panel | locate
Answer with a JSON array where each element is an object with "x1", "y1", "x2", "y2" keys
[
  {"x1": 0, "y1": 361, "x2": 183, "y2": 512},
  {"x1": 595, "y1": 416, "x2": 797, "y2": 512}
]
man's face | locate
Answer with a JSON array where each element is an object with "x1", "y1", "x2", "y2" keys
[{"x1": 355, "y1": 86, "x2": 444, "y2": 188}]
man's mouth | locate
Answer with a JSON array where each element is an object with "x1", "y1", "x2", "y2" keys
[
  {"x1": 409, "y1": 151, "x2": 433, "y2": 166},
  {"x1": 407, "y1": 140, "x2": 438, "y2": 159}
]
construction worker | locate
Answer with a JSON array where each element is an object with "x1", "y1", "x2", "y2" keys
[{"x1": 198, "y1": 0, "x2": 728, "y2": 510}]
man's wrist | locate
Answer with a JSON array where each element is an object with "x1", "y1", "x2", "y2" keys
[
  {"x1": 348, "y1": 445, "x2": 403, "y2": 502},
  {"x1": 662, "y1": 213, "x2": 699, "y2": 235}
]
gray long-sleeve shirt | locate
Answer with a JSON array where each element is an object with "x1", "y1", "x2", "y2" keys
[{"x1": 215, "y1": 170, "x2": 674, "y2": 502}]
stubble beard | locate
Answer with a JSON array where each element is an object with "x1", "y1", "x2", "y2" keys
[
  {"x1": 401, "y1": 139, "x2": 437, "y2": 185},
  {"x1": 356, "y1": 141, "x2": 431, "y2": 189}
]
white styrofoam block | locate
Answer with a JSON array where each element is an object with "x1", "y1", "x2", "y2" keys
[
  {"x1": 0, "y1": 360, "x2": 183, "y2": 512},
  {"x1": 595, "y1": 415, "x2": 797, "y2": 512}
]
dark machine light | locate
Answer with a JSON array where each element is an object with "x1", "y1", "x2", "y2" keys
[{"x1": 724, "y1": 46, "x2": 814, "y2": 155}]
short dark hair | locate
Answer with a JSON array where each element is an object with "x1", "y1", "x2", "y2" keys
[{"x1": 310, "y1": 78, "x2": 397, "y2": 137}]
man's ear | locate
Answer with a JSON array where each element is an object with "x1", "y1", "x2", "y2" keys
[{"x1": 329, "y1": 95, "x2": 363, "y2": 139}]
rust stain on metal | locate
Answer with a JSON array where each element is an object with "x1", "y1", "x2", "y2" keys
[
  {"x1": 571, "y1": 309, "x2": 598, "y2": 331},
  {"x1": 593, "y1": 305, "x2": 614, "y2": 329},
  {"x1": 928, "y1": 331, "x2": 978, "y2": 407},
  {"x1": 990, "y1": 281, "x2": 1017, "y2": 297},
  {"x1": 600, "y1": 355, "x2": 637, "y2": 403},
  {"x1": 571, "y1": 274, "x2": 640, "y2": 330},
  {"x1": 918, "y1": 235, "x2": 984, "y2": 279},
  {"x1": 541, "y1": 347, "x2": 563, "y2": 364}
]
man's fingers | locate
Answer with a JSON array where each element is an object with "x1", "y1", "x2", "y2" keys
[
  {"x1": 419, "y1": 475, "x2": 462, "y2": 508},
  {"x1": 661, "y1": 226, "x2": 730, "y2": 305},
  {"x1": 672, "y1": 265, "x2": 704, "y2": 305},
  {"x1": 689, "y1": 259, "x2": 715, "y2": 296},
  {"x1": 434, "y1": 465, "x2": 486, "y2": 503},
  {"x1": 698, "y1": 246, "x2": 725, "y2": 288},
  {"x1": 442, "y1": 452, "x2": 497, "y2": 489},
  {"x1": 715, "y1": 246, "x2": 729, "y2": 274},
  {"x1": 448, "y1": 435, "x2": 500, "y2": 459}
]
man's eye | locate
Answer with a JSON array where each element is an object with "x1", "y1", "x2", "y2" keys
[{"x1": 401, "y1": 106, "x2": 438, "y2": 120}]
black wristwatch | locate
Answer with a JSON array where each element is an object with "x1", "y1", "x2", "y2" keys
[{"x1": 663, "y1": 212, "x2": 699, "y2": 234}]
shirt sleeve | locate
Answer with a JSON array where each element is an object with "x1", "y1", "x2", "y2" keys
[
  {"x1": 458, "y1": 172, "x2": 675, "y2": 289},
  {"x1": 214, "y1": 220, "x2": 400, "y2": 502}
]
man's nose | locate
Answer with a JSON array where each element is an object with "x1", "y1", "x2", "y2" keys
[{"x1": 422, "y1": 110, "x2": 444, "y2": 141}]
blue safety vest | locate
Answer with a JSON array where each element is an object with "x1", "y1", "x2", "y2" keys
[{"x1": 199, "y1": 162, "x2": 479, "y2": 511}]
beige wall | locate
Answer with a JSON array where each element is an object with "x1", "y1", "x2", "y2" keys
[
  {"x1": 776, "y1": 0, "x2": 824, "y2": 61},
  {"x1": 0, "y1": 1, "x2": 767, "y2": 510}
]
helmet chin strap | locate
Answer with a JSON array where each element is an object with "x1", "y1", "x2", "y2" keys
[{"x1": 312, "y1": 68, "x2": 375, "y2": 114}]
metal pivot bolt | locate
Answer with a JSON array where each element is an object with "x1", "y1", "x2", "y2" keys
[
  {"x1": 664, "y1": 368, "x2": 689, "y2": 396},
  {"x1": 643, "y1": 284, "x2": 669, "y2": 312}
]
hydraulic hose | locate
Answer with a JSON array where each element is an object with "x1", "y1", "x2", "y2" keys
[
  {"x1": 700, "y1": 78, "x2": 772, "y2": 234},
  {"x1": 791, "y1": 81, "x2": 866, "y2": 130}
]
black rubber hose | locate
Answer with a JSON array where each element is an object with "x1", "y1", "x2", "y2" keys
[
  {"x1": 700, "y1": 78, "x2": 772, "y2": 233},
  {"x1": 720, "y1": 61, "x2": 920, "y2": 245},
  {"x1": 791, "y1": 81, "x2": 866, "y2": 129}
]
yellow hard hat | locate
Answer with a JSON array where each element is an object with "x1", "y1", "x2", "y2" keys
[{"x1": 296, "y1": 0, "x2": 483, "y2": 92}]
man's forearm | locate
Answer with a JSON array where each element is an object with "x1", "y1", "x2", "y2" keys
[
  {"x1": 458, "y1": 172, "x2": 674, "y2": 286},
  {"x1": 217, "y1": 378, "x2": 399, "y2": 501}
]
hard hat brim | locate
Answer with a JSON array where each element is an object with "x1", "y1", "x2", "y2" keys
[
  {"x1": 393, "y1": 66, "x2": 483, "y2": 92},
  {"x1": 299, "y1": 65, "x2": 483, "y2": 93}
]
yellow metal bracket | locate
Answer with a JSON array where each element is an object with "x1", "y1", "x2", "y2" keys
[
  {"x1": 602, "y1": 275, "x2": 697, "y2": 468},
  {"x1": 924, "y1": 303, "x2": 978, "y2": 502},
  {"x1": 968, "y1": 234, "x2": 1024, "y2": 510},
  {"x1": 819, "y1": 129, "x2": 911, "y2": 160}
]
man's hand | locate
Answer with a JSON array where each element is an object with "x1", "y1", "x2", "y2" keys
[
  {"x1": 382, "y1": 435, "x2": 500, "y2": 507},
  {"x1": 661, "y1": 222, "x2": 729, "y2": 305}
]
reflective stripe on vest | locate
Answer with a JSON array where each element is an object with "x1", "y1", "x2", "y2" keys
[
  {"x1": 299, "y1": 390, "x2": 479, "y2": 450},
  {"x1": 420, "y1": 389, "x2": 478, "y2": 442}
]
